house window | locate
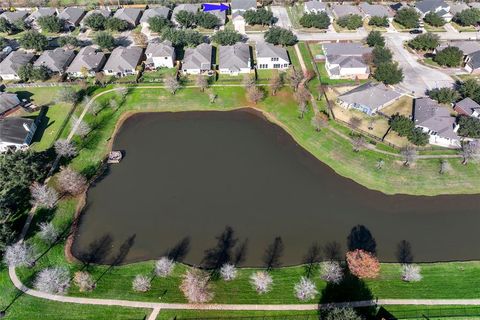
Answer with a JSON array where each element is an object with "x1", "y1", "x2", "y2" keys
[
  {"x1": 273, "y1": 64, "x2": 280, "y2": 68},
  {"x1": 164, "y1": 57, "x2": 168, "y2": 59},
  {"x1": 259, "y1": 64, "x2": 268, "y2": 69},
  {"x1": 271, "y1": 57, "x2": 279, "y2": 62},
  {"x1": 284, "y1": 64, "x2": 288, "y2": 67}
]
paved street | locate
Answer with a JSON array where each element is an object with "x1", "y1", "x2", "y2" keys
[{"x1": 270, "y1": 6, "x2": 291, "y2": 29}]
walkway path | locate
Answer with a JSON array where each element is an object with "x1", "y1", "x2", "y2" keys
[{"x1": 294, "y1": 44, "x2": 307, "y2": 73}]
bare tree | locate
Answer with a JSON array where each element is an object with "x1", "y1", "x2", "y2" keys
[
  {"x1": 295, "y1": 87, "x2": 310, "y2": 119},
  {"x1": 95, "y1": 72, "x2": 107, "y2": 87},
  {"x1": 320, "y1": 261, "x2": 343, "y2": 284},
  {"x1": 70, "y1": 115, "x2": 91, "y2": 138},
  {"x1": 132, "y1": 274, "x2": 151, "y2": 292},
  {"x1": 38, "y1": 222, "x2": 59, "y2": 245},
  {"x1": 3, "y1": 242, "x2": 36, "y2": 267},
  {"x1": 461, "y1": 141, "x2": 480, "y2": 164},
  {"x1": 351, "y1": 136, "x2": 366, "y2": 152},
  {"x1": 34, "y1": 266, "x2": 70, "y2": 294},
  {"x1": 180, "y1": 269, "x2": 214, "y2": 303},
  {"x1": 269, "y1": 73, "x2": 283, "y2": 96},
  {"x1": 220, "y1": 263, "x2": 237, "y2": 281},
  {"x1": 208, "y1": 92, "x2": 217, "y2": 104},
  {"x1": 401, "y1": 264, "x2": 422, "y2": 282},
  {"x1": 288, "y1": 69, "x2": 304, "y2": 92},
  {"x1": 376, "y1": 159, "x2": 384, "y2": 170},
  {"x1": 132, "y1": 31, "x2": 147, "y2": 48},
  {"x1": 349, "y1": 116, "x2": 362, "y2": 132},
  {"x1": 155, "y1": 256, "x2": 175, "y2": 277},
  {"x1": 195, "y1": 75, "x2": 208, "y2": 92},
  {"x1": 400, "y1": 145, "x2": 417, "y2": 166},
  {"x1": 118, "y1": 88, "x2": 129, "y2": 101},
  {"x1": 311, "y1": 113, "x2": 328, "y2": 132},
  {"x1": 164, "y1": 75, "x2": 180, "y2": 95},
  {"x1": 54, "y1": 139, "x2": 77, "y2": 158},
  {"x1": 30, "y1": 182, "x2": 59, "y2": 209},
  {"x1": 247, "y1": 87, "x2": 264, "y2": 105},
  {"x1": 74, "y1": 271, "x2": 95, "y2": 292},
  {"x1": 57, "y1": 87, "x2": 78, "y2": 104},
  {"x1": 109, "y1": 99, "x2": 119, "y2": 111},
  {"x1": 250, "y1": 271, "x2": 273, "y2": 294},
  {"x1": 439, "y1": 159, "x2": 450, "y2": 174},
  {"x1": 294, "y1": 276, "x2": 318, "y2": 301},
  {"x1": 243, "y1": 74, "x2": 256, "y2": 89},
  {"x1": 57, "y1": 167, "x2": 87, "y2": 196}
]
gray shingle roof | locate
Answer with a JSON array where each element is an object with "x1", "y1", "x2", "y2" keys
[
  {"x1": 449, "y1": 2, "x2": 469, "y2": 15},
  {"x1": 0, "y1": 11, "x2": 28, "y2": 23},
  {"x1": 231, "y1": 0, "x2": 256, "y2": 11},
  {"x1": 182, "y1": 43, "x2": 212, "y2": 70},
  {"x1": 255, "y1": 42, "x2": 288, "y2": 62},
  {"x1": 0, "y1": 117, "x2": 34, "y2": 145},
  {"x1": 455, "y1": 97, "x2": 480, "y2": 116},
  {"x1": 113, "y1": 8, "x2": 142, "y2": 26},
  {"x1": 331, "y1": 4, "x2": 363, "y2": 18},
  {"x1": 359, "y1": 3, "x2": 394, "y2": 17},
  {"x1": 0, "y1": 51, "x2": 34, "y2": 77},
  {"x1": 209, "y1": 9, "x2": 227, "y2": 24},
  {"x1": 82, "y1": 9, "x2": 111, "y2": 21},
  {"x1": 415, "y1": 0, "x2": 448, "y2": 14},
  {"x1": 172, "y1": 4, "x2": 200, "y2": 24},
  {"x1": 34, "y1": 48, "x2": 75, "y2": 73},
  {"x1": 103, "y1": 46, "x2": 143, "y2": 73},
  {"x1": 436, "y1": 41, "x2": 480, "y2": 56},
  {"x1": 414, "y1": 97, "x2": 458, "y2": 140},
  {"x1": 29, "y1": 8, "x2": 57, "y2": 20},
  {"x1": 338, "y1": 82, "x2": 403, "y2": 111},
  {"x1": 66, "y1": 46, "x2": 106, "y2": 74},
  {"x1": 219, "y1": 43, "x2": 250, "y2": 72},
  {"x1": 145, "y1": 40, "x2": 174, "y2": 58},
  {"x1": 58, "y1": 7, "x2": 85, "y2": 25},
  {"x1": 304, "y1": 1, "x2": 327, "y2": 12},
  {"x1": 0, "y1": 92, "x2": 21, "y2": 115},
  {"x1": 467, "y1": 51, "x2": 480, "y2": 70},
  {"x1": 140, "y1": 7, "x2": 170, "y2": 24}
]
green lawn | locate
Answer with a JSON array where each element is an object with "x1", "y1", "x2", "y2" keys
[
  {"x1": 140, "y1": 68, "x2": 177, "y2": 83},
  {"x1": 423, "y1": 22, "x2": 446, "y2": 32},
  {"x1": 287, "y1": 47, "x2": 301, "y2": 71},
  {"x1": 450, "y1": 22, "x2": 477, "y2": 32},
  {"x1": 286, "y1": 4, "x2": 303, "y2": 29},
  {"x1": 157, "y1": 310, "x2": 319, "y2": 320},
  {"x1": 296, "y1": 42, "x2": 315, "y2": 72}
]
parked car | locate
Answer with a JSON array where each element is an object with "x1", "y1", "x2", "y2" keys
[{"x1": 410, "y1": 29, "x2": 423, "y2": 34}]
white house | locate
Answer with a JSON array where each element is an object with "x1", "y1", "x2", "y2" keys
[
  {"x1": 415, "y1": 0, "x2": 452, "y2": 21},
  {"x1": 0, "y1": 117, "x2": 37, "y2": 153},
  {"x1": 145, "y1": 40, "x2": 175, "y2": 69},
  {"x1": 322, "y1": 43, "x2": 372, "y2": 80},
  {"x1": 255, "y1": 42, "x2": 289, "y2": 70},
  {"x1": 219, "y1": 43, "x2": 251, "y2": 75},
  {"x1": 304, "y1": 1, "x2": 328, "y2": 14},
  {"x1": 232, "y1": 12, "x2": 246, "y2": 34}
]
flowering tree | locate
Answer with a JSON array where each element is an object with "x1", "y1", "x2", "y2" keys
[
  {"x1": 246, "y1": 86, "x2": 264, "y2": 105},
  {"x1": 164, "y1": 75, "x2": 180, "y2": 95},
  {"x1": 132, "y1": 274, "x2": 151, "y2": 292},
  {"x1": 54, "y1": 139, "x2": 77, "y2": 158},
  {"x1": 250, "y1": 271, "x2": 273, "y2": 294},
  {"x1": 4, "y1": 242, "x2": 36, "y2": 267},
  {"x1": 70, "y1": 115, "x2": 91, "y2": 138},
  {"x1": 38, "y1": 222, "x2": 59, "y2": 245},
  {"x1": 34, "y1": 266, "x2": 70, "y2": 294},
  {"x1": 30, "y1": 182, "x2": 59, "y2": 209},
  {"x1": 401, "y1": 264, "x2": 422, "y2": 282},
  {"x1": 325, "y1": 307, "x2": 361, "y2": 320},
  {"x1": 220, "y1": 263, "x2": 237, "y2": 281},
  {"x1": 155, "y1": 256, "x2": 175, "y2": 277},
  {"x1": 346, "y1": 249, "x2": 380, "y2": 279},
  {"x1": 74, "y1": 271, "x2": 95, "y2": 292},
  {"x1": 320, "y1": 261, "x2": 343, "y2": 284},
  {"x1": 294, "y1": 276, "x2": 318, "y2": 301},
  {"x1": 180, "y1": 269, "x2": 214, "y2": 303},
  {"x1": 57, "y1": 167, "x2": 87, "y2": 196}
]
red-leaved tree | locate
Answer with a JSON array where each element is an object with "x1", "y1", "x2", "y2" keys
[{"x1": 346, "y1": 249, "x2": 380, "y2": 279}]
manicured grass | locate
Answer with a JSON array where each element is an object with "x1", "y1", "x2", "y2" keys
[
  {"x1": 423, "y1": 22, "x2": 446, "y2": 32},
  {"x1": 286, "y1": 4, "x2": 303, "y2": 29},
  {"x1": 157, "y1": 310, "x2": 319, "y2": 319},
  {"x1": 422, "y1": 57, "x2": 441, "y2": 68},
  {"x1": 141, "y1": 68, "x2": 177, "y2": 83},
  {"x1": 382, "y1": 305, "x2": 480, "y2": 320},
  {"x1": 392, "y1": 20, "x2": 414, "y2": 32},
  {"x1": 450, "y1": 21, "x2": 477, "y2": 32},
  {"x1": 286, "y1": 47, "x2": 301, "y2": 71},
  {"x1": 296, "y1": 42, "x2": 314, "y2": 72}
]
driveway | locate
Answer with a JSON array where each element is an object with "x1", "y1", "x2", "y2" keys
[
  {"x1": 385, "y1": 34, "x2": 455, "y2": 97},
  {"x1": 271, "y1": 6, "x2": 292, "y2": 29}
]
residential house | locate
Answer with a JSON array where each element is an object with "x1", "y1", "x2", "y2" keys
[
  {"x1": 0, "y1": 92, "x2": 21, "y2": 117},
  {"x1": 322, "y1": 42, "x2": 372, "y2": 79},
  {"x1": 34, "y1": 48, "x2": 76, "y2": 74},
  {"x1": 435, "y1": 41, "x2": 480, "y2": 56},
  {"x1": 26, "y1": 8, "x2": 57, "y2": 29},
  {"x1": 103, "y1": 46, "x2": 144, "y2": 77},
  {"x1": 232, "y1": 12, "x2": 246, "y2": 34},
  {"x1": 414, "y1": 0, "x2": 452, "y2": 21},
  {"x1": 470, "y1": 2, "x2": 480, "y2": 10},
  {"x1": 181, "y1": 43, "x2": 212, "y2": 74},
  {"x1": 66, "y1": 46, "x2": 106, "y2": 78},
  {"x1": 255, "y1": 42, "x2": 289, "y2": 70},
  {"x1": 145, "y1": 39, "x2": 175, "y2": 69},
  {"x1": 454, "y1": 97, "x2": 480, "y2": 118},
  {"x1": 58, "y1": 7, "x2": 86, "y2": 29},
  {"x1": 464, "y1": 50, "x2": 480, "y2": 74},
  {"x1": 231, "y1": 0, "x2": 257, "y2": 15},
  {"x1": 449, "y1": 2, "x2": 469, "y2": 16},
  {"x1": 171, "y1": 4, "x2": 200, "y2": 25},
  {"x1": 413, "y1": 97, "x2": 460, "y2": 148},
  {"x1": 0, "y1": 10, "x2": 29, "y2": 24},
  {"x1": 0, "y1": 50, "x2": 35, "y2": 81},
  {"x1": 331, "y1": 4, "x2": 364, "y2": 19},
  {"x1": 113, "y1": 8, "x2": 143, "y2": 27},
  {"x1": 359, "y1": 3, "x2": 395, "y2": 21},
  {"x1": 304, "y1": 1, "x2": 327, "y2": 14},
  {"x1": 219, "y1": 43, "x2": 251, "y2": 75},
  {"x1": 0, "y1": 117, "x2": 37, "y2": 152},
  {"x1": 337, "y1": 82, "x2": 404, "y2": 115},
  {"x1": 208, "y1": 8, "x2": 227, "y2": 25},
  {"x1": 140, "y1": 7, "x2": 170, "y2": 26},
  {"x1": 81, "y1": 9, "x2": 111, "y2": 27}
]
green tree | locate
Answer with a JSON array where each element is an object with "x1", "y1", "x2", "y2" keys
[
  {"x1": 372, "y1": 46, "x2": 393, "y2": 65},
  {"x1": 454, "y1": 8, "x2": 480, "y2": 26},
  {"x1": 195, "y1": 11, "x2": 220, "y2": 29},
  {"x1": 84, "y1": 13, "x2": 107, "y2": 30},
  {"x1": 459, "y1": 79, "x2": 480, "y2": 103},
  {"x1": 94, "y1": 31, "x2": 115, "y2": 50},
  {"x1": 336, "y1": 14, "x2": 363, "y2": 30},
  {"x1": 428, "y1": 87, "x2": 460, "y2": 104},
  {"x1": 389, "y1": 114, "x2": 414, "y2": 136},
  {"x1": 161, "y1": 28, "x2": 203, "y2": 47},
  {"x1": 105, "y1": 17, "x2": 129, "y2": 31},
  {"x1": 299, "y1": 12, "x2": 330, "y2": 29},
  {"x1": 0, "y1": 17, "x2": 13, "y2": 34},
  {"x1": 13, "y1": 18, "x2": 28, "y2": 32},
  {"x1": 31, "y1": 65, "x2": 50, "y2": 81},
  {"x1": 408, "y1": 33, "x2": 440, "y2": 51},
  {"x1": 37, "y1": 15, "x2": 63, "y2": 33},
  {"x1": 424, "y1": 11, "x2": 446, "y2": 27},
  {"x1": 19, "y1": 31, "x2": 48, "y2": 51},
  {"x1": 366, "y1": 30, "x2": 385, "y2": 47},
  {"x1": 19, "y1": 64, "x2": 49, "y2": 82},
  {"x1": 374, "y1": 62, "x2": 403, "y2": 84},
  {"x1": 458, "y1": 116, "x2": 480, "y2": 138},
  {"x1": 210, "y1": 29, "x2": 242, "y2": 45},
  {"x1": 244, "y1": 8, "x2": 274, "y2": 26},
  {"x1": 394, "y1": 7, "x2": 420, "y2": 28},
  {"x1": 368, "y1": 16, "x2": 389, "y2": 27},
  {"x1": 434, "y1": 46, "x2": 464, "y2": 67},
  {"x1": 18, "y1": 63, "x2": 34, "y2": 82},
  {"x1": 407, "y1": 127, "x2": 429, "y2": 146},
  {"x1": 264, "y1": 27, "x2": 297, "y2": 46},
  {"x1": 58, "y1": 35, "x2": 79, "y2": 48},
  {"x1": 148, "y1": 16, "x2": 172, "y2": 33},
  {"x1": 175, "y1": 10, "x2": 196, "y2": 28}
]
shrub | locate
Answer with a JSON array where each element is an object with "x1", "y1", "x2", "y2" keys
[
  {"x1": 409, "y1": 33, "x2": 440, "y2": 51},
  {"x1": 369, "y1": 16, "x2": 389, "y2": 27},
  {"x1": 132, "y1": 274, "x2": 151, "y2": 292},
  {"x1": 366, "y1": 30, "x2": 385, "y2": 47},
  {"x1": 346, "y1": 249, "x2": 380, "y2": 279},
  {"x1": 299, "y1": 12, "x2": 330, "y2": 29},
  {"x1": 428, "y1": 87, "x2": 460, "y2": 104},
  {"x1": 336, "y1": 14, "x2": 363, "y2": 30},
  {"x1": 424, "y1": 11, "x2": 446, "y2": 27}
]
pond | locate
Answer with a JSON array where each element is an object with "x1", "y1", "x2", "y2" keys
[{"x1": 72, "y1": 110, "x2": 480, "y2": 267}]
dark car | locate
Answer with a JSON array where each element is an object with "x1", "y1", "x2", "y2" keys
[{"x1": 410, "y1": 29, "x2": 423, "y2": 34}]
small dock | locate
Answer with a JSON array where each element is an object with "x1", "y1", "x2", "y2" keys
[{"x1": 107, "y1": 151, "x2": 123, "y2": 164}]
